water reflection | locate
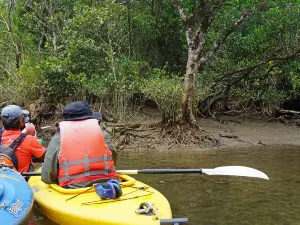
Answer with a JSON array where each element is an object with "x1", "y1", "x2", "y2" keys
[{"x1": 29, "y1": 145, "x2": 300, "y2": 225}]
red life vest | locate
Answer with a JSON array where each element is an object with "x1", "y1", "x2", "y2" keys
[{"x1": 58, "y1": 119, "x2": 118, "y2": 187}]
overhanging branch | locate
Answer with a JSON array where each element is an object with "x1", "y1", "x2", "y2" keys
[
  {"x1": 172, "y1": 0, "x2": 191, "y2": 23},
  {"x1": 216, "y1": 62, "x2": 265, "y2": 83},
  {"x1": 216, "y1": 48, "x2": 300, "y2": 83},
  {"x1": 200, "y1": 13, "x2": 247, "y2": 64}
]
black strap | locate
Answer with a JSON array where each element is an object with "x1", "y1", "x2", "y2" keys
[
  {"x1": 0, "y1": 129, "x2": 4, "y2": 145},
  {"x1": 9, "y1": 133, "x2": 27, "y2": 150}
]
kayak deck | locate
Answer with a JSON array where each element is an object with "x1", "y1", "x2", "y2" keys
[
  {"x1": 0, "y1": 168, "x2": 33, "y2": 225},
  {"x1": 28, "y1": 169, "x2": 174, "y2": 225}
]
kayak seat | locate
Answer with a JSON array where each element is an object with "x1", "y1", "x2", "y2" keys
[
  {"x1": 50, "y1": 174, "x2": 136, "y2": 194},
  {"x1": 82, "y1": 178, "x2": 111, "y2": 187}
]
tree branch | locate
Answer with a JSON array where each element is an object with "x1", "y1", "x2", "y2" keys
[
  {"x1": 270, "y1": 49, "x2": 300, "y2": 60},
  {"x1": 216, "y1": 62, "x2": 265, "y2": 83},
  {"x1": 216, "y1": 49, "x2": 300, "y2": 83},
  {"x1": 0, "y1": 64, "x2": 13, "y2": 76},
  {"x1": 200, "y1": 13, "x2": 247, "y2": 64},
  {"x1": 172, "y1": 0, "x2": 190, "y2": 23}
]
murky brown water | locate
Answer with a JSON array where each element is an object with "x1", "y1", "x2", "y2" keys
[{"x1": 28, "y1": 145, "x2": 300, "y2": 225}]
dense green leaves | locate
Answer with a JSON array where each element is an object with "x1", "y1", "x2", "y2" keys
[{"x1": 0, "y1": 0, "x2": 299, "y2": 120}]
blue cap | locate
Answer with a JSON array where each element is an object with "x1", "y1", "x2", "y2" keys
[
  {"x1": 62, "y1": 101, "x2": 94, "y2": 121},
  {"x1": 92, "y1": 112, "x2": 102, "y2": 120},
  {"x1": 1, "y1": 105, "x2": 27, "y2": 120}
]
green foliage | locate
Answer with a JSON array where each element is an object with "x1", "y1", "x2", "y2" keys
[
  {"x1": 15, "y1": 58, "x2": 40, "y2": 100},
  {"x1": 0, "y1": 0, "x2": 300, "y2": 121},
  {"x1": 199, "y1": 1, "x2": 300, "y2": 112},
  {"x1": 83, "y1": 74, "x2": 114, "y2": 98},
  {"x1": 261, "y1": 90, "x2": 288, "y2": 105},
  {"x1": 141, "y1": 70, "x2": 183, "y2": 123},
  {"x1": 36, "y1": 57, "x2": 78, "y2": 101}
]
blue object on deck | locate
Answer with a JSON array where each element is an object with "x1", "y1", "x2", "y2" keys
[
  {"x1": 94, "y1": 179, "x2": 122, "y2": 199},
  {"x1": 94, "y1": 182, "x2": 116, "y2": 199},
  {"x1": 0, "y1": 168, "x2": 34, "y2": 225}
]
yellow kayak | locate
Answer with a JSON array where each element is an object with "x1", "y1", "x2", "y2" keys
[{"x1": 28, "y1": 168, "x2": 179, "y2": 225}]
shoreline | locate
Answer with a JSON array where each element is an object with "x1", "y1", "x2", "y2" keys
[
  {"x1": 112, "y1": 115, "x2": 300, "y2": 152},
  {"x1": 38, "y1": 113, "x2": 300, "y2": 152}
]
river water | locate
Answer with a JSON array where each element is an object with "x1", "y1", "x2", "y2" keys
[{"x1": 28, "y1": 145, "x2": 300, "y2": 225}]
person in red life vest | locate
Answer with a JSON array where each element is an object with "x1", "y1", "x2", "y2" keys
[
  {"x1": 0, "y1": 105, "x2": 46, "y2": 172},
  {"x1": 41, "y1": 101, "x2": 118, "y2": 189}
]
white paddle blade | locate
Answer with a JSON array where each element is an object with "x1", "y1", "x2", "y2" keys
[{"x1": 202, "y1": 166, "x2": 269, "y2": 180}]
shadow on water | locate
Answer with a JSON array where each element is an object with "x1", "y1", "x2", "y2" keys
[{"x1": 29, "y1": 144, "x2": 300, "y2": 225}]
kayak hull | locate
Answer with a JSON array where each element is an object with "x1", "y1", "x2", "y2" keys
[
  {"x1": 28, "y1": 168, "x2": 173, "y2": 225},
  {"x1": 0, "y1": 168, "x2": 34, "y2": 225}
]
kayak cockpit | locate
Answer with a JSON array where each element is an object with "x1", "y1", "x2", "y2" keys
[{"x1": 49, "y1": 174, "x2": 136, "y2": 194}]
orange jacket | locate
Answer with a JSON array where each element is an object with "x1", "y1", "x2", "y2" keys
[
  {"x1": 1, "y1": 130, "x2": 46, "y2": 172},
  {"x1": 58, "y1": 119, "x2": 118, "y2": 186}
]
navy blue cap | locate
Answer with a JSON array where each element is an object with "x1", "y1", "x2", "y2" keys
[
  {"x1": 92, "y1": 112, "x2": 102, "y2": 120},
  {"x1": 1, "y1": 105, "x2": 27, "y2": 120},
  {"x1": 62, "y1": 101, "x2": 94, "y2": 121}
]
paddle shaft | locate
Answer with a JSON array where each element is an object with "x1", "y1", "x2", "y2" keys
[
  {"x1": 117, "y1": 169, "x2": 203, "y2": 174},
  {"x1": 22, "y1": 172, "x2": 41, "y2": 176},
  {"x1": 22, "y1": 169, "x2": 203, "y2": 176},
  {"x1": 21, "y1": 166, "x2": 269, "y2": 180}
]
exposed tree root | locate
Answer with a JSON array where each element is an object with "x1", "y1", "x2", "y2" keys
[
  {"x1": 160, "y1": 123, "x2": 220, "y2": 148},
  {"x1": 29, "y1": 97, "x2": 58, "y2": 127},
  {"x1": 106, "y1": 120, "x2": 221, "y2": 150}
]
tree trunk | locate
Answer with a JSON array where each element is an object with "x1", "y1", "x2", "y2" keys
[
  {"x1": 38, "y1": 33, "x2": 47, "y2": 52},
  {"x1": 181, "y1": 27, "x2": 204, "y2": 125},
  {"x1": 5, "y1": 0, "x2": 21, "y2": 69},
  {"x1": 181, "y1": 72, "x2": 196, "y2": 124},
  {"x1": 127, "y1": 2, "x2": 132, "y2": 57}
]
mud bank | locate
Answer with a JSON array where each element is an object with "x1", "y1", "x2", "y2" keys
[
  {"x1": 122, "y1": 116, "x2": 300, "y2": 152},
  {"x1": 38, "y1": 113, "x2": 300, "y2": 152},
  {"x1": 200, "y1": 116, "x2": 300, "y2": 149}
]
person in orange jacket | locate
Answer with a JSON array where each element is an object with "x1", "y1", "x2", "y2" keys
[
  {"x1": 0, "y1": 105, "x2": 46, "y2": 172},
  {"x1": 41, "y1": 101, "x2": 118, "y2": 189}
]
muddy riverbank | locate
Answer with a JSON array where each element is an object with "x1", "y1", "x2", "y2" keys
[{"x1": 38, "y1": 111, "x2": 300, "y2": 152}]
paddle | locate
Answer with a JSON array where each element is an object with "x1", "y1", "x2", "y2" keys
[{"x1": 21, "y1": 166, "x2": 269, "y2": 180}]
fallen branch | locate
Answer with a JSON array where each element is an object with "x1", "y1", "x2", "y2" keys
[
  {"x1": 126, "y1": 132, "x2": 153, "y2": 138},
  {"x1": 106, "y1": 123, "x2": 141, "y2": 128},
  {"x1": 275, "y1": 109, "x2": 300, "y2": 117},
  {"x1": 219, "y1": 133, "x2": 239, "y2": 139}
]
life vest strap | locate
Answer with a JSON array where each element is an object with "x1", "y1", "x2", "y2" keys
[
  {"x1": 58, "y1": 154, "x2": 115, "y2": 183},
  {"x1": 59, "y1": 168, "x2": 116, "y2": 182},
  {"x1": 58, "y1": 155, "x2": 113, "y2": 168}
]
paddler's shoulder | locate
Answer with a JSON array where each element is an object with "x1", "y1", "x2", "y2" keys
[
  {"x1": 53, "y1": 132, "x2": 61, "y2": 138},
  {"x1": 49, "y1": 132, "x2": 61, "y2": 143}
]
